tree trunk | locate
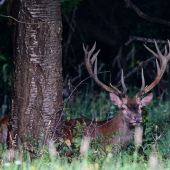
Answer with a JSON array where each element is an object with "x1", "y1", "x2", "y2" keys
[{"x1": 8, "y1": 0, "x2": 63, "y2": 150}]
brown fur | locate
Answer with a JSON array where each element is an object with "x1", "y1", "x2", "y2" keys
[
  {"x1": 0, "y1": 115, "x2": 10, "y2": 148},
  {"x1": 63, "y1": 93, "x2": 153, "y2": 150}
]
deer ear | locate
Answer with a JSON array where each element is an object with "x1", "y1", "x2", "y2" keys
[
  {"x1": 110, "y1": 93, "x2": 122, "y2": 108},
  {"x1": 141, "y1": 93, "x2": 153, "y2": 106}
]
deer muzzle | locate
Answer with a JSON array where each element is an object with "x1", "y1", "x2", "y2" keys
[{"x1": 132, "y1": 116, "x2": 142, "y2": 123}]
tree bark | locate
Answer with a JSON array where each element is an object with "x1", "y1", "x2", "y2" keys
[{"x1": 8, "y1": 0, "x2": 63, "y2": 150}]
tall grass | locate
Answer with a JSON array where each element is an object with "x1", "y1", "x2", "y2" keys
[
  {"x1": 64, "y1": 90, "x2": 118, "y2": 120},
  {"x1": 1, "y1": 91, "x2": 170, "y2": 169}
]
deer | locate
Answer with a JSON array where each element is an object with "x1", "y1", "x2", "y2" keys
[
  {"x1": 0, "y1": 40, "x2": 170, "y2": 151},
  {"x1": 63, "y1": 40, "x2": 170, "y2": 151},
  {"x1": 0, "y1": 115, "x2": 9, "y2": 149}
]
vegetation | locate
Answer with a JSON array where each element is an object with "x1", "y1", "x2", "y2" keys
[
  {"x1": 0, "y1": 92, "x2": 170, "y2": 169},
  {"x1": 1, "y1": 0, "x2": 170, "y2": 117},
  {"x1": 0, "y1": 0, "x2": 170, "y2": 169}
]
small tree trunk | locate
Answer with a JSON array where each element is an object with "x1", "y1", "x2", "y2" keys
[{"x1": 8, "y1": 0, "x2": 63, "y2": 150}]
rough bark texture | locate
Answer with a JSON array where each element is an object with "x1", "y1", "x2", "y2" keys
[{"x1": 8, "y1": 0, "x2": 63, "y2": 150}]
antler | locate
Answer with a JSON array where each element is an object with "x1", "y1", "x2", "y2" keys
[
  {"x1": 83, "y1": 42, "x2": 127, "y2": 96},
  {"x1": 137, "y1": 40, "x2": 170, "y2": 97}
]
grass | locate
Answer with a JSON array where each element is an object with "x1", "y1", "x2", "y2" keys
[
  {"x1": 1, "y1": 90, "x2": 170, "y2": 169},
  {"x1": 64, "y1": 91, "x2": 117, "y2": 120},
  {"x1": 1, "y1": 150, "x2": 170, "y2": 170}
]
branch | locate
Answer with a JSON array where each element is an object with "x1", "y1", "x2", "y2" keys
[
  {"x1": 125, "y1": 0, "x2": 170, "y2": 27},
  {"x1": 0, "y1": 13, "x2": 47, "y2": 25},
  {"x1": 125, "y1": 36, "x2": 168, "y2": 46},
  {"x1": 117, "y1": 46, "x2": 166, "y2": 86},
  {"x1": 52, "y1": 71, "x2": 111, "y2": 139},
  {"x1": 152, "y1": 120, "x2": 170, "y2": 154},
  {"x1": 117, "y1": 57, "x2": 155, "y2": 87},
  {"x1": 0, "y1": 0, "x2": 5, "y2": 5}
]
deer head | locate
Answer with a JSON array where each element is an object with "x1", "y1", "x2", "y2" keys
[
  {"x1": 109, "y1": 92, "x2": 153, "y2": 127},
  {"x1": 83, "y1": 40, "x2": 170, "y2": 127}
]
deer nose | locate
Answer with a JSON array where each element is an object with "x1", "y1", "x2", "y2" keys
[{"x1": 133, "y1": 116, "x2": 142, "y2": 123}]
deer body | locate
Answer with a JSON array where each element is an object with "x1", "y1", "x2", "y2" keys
[
  {"x1": 0, "y1": 92, "x2": 152, "y2": 150},
  {"x1": 64, "y1": 93, "x2": 153, "y2": 150},
  {"x1": 63, "y1": 115, "x2": 133, "y2": 150},
  {"x1": 0, "y1": 113, "x2": 135, "y2": 150},
  {"x1": 0, "y1": 115, "x2": 9, "y2": 148}
]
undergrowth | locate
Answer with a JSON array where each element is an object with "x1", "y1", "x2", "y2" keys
[{"x1": 1, "y1": 91, "x2": 170, "y2": 169}]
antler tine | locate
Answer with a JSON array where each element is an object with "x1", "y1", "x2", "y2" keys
[
  {"x1": 83, "y1": 42, "x2": 121, "y2": 95},
  {"x1": 83, "y1": 42, "x2": 100, "y2": 65},
  {"x1": 143, "y1": 44, "x2": 161, "y2": 61},
  {"x1": 88, "y1": 42, "x2": 96, "y2": 59},
  {"x1": 167, "y1": 40, "x2": 170, "y2": 60},
  {"x1": 83, "y1": 42, "x2": 96, "y2": 60},
  {"x1": 136, "y1": 68, "x2": 145, "y2": 97},
  {"x1": 94, "y1": 55, "x2": 98, "y2": 76},
  {"x1": 141, "y1": 39, "x2": 170, "y2": 95},
  {"x1": 156, "y1": 59, "x2": 161, "y2": 75},
  {"x1": 121, "y1": 70, "x2": 127, "y2": 94},
  {"x1": 83, "y1": 43, "x2": 88, "y2": 54},
  {"x1": 91, "y1": 49, "x2": 101, "y2": 64},
  {"x1": 164, "y1": 45, "x2": 168, "y2": 56}
]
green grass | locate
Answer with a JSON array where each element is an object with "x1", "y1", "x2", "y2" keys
[
  {"x1": 1, "y1": 150, "x2": 170, "y2": 170},
  {"x1": 64, "y1": 91, "x2": 118, "y2": 120},
  {"x1": 1, "y1": 91, "x2": 170, "y2": 169}
]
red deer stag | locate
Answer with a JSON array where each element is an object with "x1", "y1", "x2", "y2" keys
[
  {"x1": 0, "y1": 40, "x2": 170, "y2": 151},
  {"x1": 63, "y1": 40, "x2": 170, "y2": 150}
]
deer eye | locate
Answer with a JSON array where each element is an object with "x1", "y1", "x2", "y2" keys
[{"x1": 121, "y1": 107, "x2": 126, "y2": 111}]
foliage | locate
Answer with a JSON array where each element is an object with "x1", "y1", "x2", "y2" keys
[
  {"x1": 61, "y1": 0, "x2": 83, "y2": 13},
  {"x1": 0, "y1": 0, "x2": 170, "y2": 118},
  {"x1": 0, "y1": 0, "x2": 170, "y2": 168},
  {"x1": 0, "y1": 92, "x2": 169, "y2": 169},
  {"x1": 0, "y1": 2, "x2": 12, "y2": 118},
  {"x1": 64, "y1": 90, "x2": 118, "y2": 120},
  {"x1": 63, "y1": 90, "x2": 170, "y2": 160}
]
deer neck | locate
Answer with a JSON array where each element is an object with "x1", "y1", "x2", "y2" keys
[
  {"x1": 110, "y1": 110, "x2": 135, "y2": 135},
  {"x1": 106, "y1": 111, "x2": 135, "y2": 149}
]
